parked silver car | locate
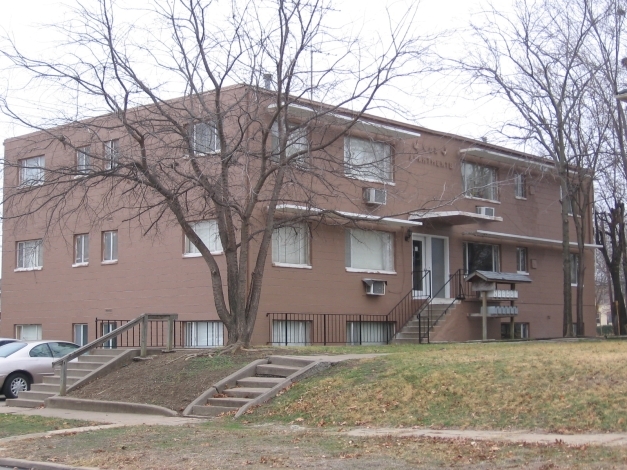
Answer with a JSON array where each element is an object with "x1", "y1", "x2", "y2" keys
[
  {"x1": 0, "y1": 341, "x2": 80, "y2": 398},
  {"x1": 0, "y1": 338, "x2": 17, "y2": 347}
]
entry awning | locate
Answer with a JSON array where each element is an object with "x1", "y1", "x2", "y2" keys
[
  {"x1": 464, "y1": 229, "x2": 601, "y2": 249},
  {"x1": 460, "y1": 147, "x2": 553, "y2": 171},
  {"x1": 409, "y1": 210, "x2": 503, "y2": 225},
  {"x1": 275, "y1": 204, "x2": 423, "y2": 228}
]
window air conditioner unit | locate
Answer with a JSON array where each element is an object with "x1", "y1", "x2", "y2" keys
[
  {"x1": 363, "y1": 279, "x2": 387, "y2": 296},
  {"x1": 476, "y1": 206, "x2": 496, "y2": 217},
  {"x1": 363, "y1": 188, "x2": 387, "y2": 205}
]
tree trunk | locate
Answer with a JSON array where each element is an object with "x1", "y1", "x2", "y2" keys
[{"x1": 561, "y1": 179, "x2": 573, "y2": 337}]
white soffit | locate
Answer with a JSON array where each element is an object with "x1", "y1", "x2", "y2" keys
[
  {"x1": 268, "y1": 103, "x2": 422, "y2": 139},
  {"x1": 460, "y1": 148, "x2": 553, "y2": 170},
  {"x1": 276, "y1": 204, "x2": 422, "y2": 228},
  {"x1": 467, "y1": 229, "x2": 601, "y2": 249},
  {"x1": 409, "y1": 211, "x2": 503, "y2": 225}
]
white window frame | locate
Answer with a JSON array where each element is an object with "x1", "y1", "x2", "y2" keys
[
  {"x1": 16, "y1": 239, "x2": 43, "y2": 271},
  {"x1": 77, "y1": 146, "x2": 91, "y2": 175},
  {"x1": 344, "y1": 136, "x2": 392, "y2": 183},
  {"x1": 102, "y1": 230, "x2": 118, "y2": 263},
  {"x1": 462, "y1": 161, "x2": 498, "y2": 201},
  {"x1": 272, "y1": 320, "x2": 311, "y2": 346},
  {"x1": 272, "y1": 223, "x2": 311, "y2": 268},
  {"x1": 73, "y1": 324, "x2": 89, "y2": 346},
  {"x1": 74, "y1": 234, "x2": 89, "y2": 266},
  {"x1": 15, "y1": 324, "x2": 42, "y2": 341},
  {"x1": 501, "y1": 322, "x2": 529, "y2": 339},
  {"x1": 192, "y1": 122, "x2": 220, "y2": 154},
  {"x1": 104, "y1": 140, "x2": 119, "y2": 170},
  {"x1": 19, "y1": 156, "x2": 45, "y2": 186},
  {"x1": 570, "y1": 253, "x2": 579, "y2": 286},
  {"x1": 514, "y1": 173, "x2": 527, "y2": 199},
  {"x1": 184, "y1": 321, "x2": 224, "y2": 347},
  {"x1": 271, "y1": 122, "x2": 309, "y2": 164},
  {"x1": 346, "y1": 321, "x2": 394, "y2": 345},
  {"x1": 184, "y1": 220, "x2": 223, "y2": 257},
  {"x1": 516, "y1": 247, "x2": 528, "y2": 274},
  {"x1": 345, "y1": 229, "x2": 395, "y2": 274},
  {"x1": 463, "y1": 242, "x2": 500, "y2": 274},
  {"x1": 560, "y1": 186, "x2": 573, "y2": 216}
]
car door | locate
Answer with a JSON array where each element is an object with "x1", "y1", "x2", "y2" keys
[{"x1": 27, "y1": 343, "x2": 54, "y2": 383}]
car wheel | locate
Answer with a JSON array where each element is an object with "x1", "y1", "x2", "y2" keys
[{"x1": 3, "y1": 372, "x2": 30, "y2": 399}]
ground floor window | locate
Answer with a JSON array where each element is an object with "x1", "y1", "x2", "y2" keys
[
  {"x1": 501, "y1": 322, "x2": 529, "y2": 339},
  {"x1": 464, "y1": 242, "x2": 500, "y2": 274},
  {"x1": 272, "y1": 320, "x2": 311, "y2": 346},
  {"x1": 184, "y1": 321, "x2": 224, "y2": 347},
  {"x1": 15, "y1": 324, "x2": 42, "y2": 340},
  {"x1": 101, "y1": 322, "x2": 118, "y2": 349},
  {"x1": 73, "y1": 324, "x2": 89, "y2": 346},
  {"x1": 346, "y1": 321, "x2": 394, "y2": 345}
]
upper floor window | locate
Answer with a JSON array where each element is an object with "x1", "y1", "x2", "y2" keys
[
  {"x1": 77, "y1": 146, "x2": 91, "y2": 174},
  {"x1": 516, "y1": 247, "x2": 528, "y2": 273},
  {"x1": 102, "y1": 230, "x2": 118, "y2": 263},
  {"x1": 104, "y1": 140, "x2": 119, "y2": 170},
  {"x1": 346, "y1": 229, "x2": 394, "y2": 273},
  {"x1": 570, "y1": 253, "x2": 579, "y2": 286},
  {"x1": 19, "y1": 156, "x2": 45, "y2": 186},
  {"x1": 74, "y1": 234, "x2": 89, "y2": 265},
  {"x1": 192, "y1": 122, "x2": 220, "y2": 154},
  {"x1": 271, "y1": 123, "x2": 309, "y2": 165},
  {"x1": 272, "y1": 223, "x2": 310, "y2": 267},
  {"x1": 514, "y1": 173, "x2": 526, "y2": 199},
  {"x1": 463, "y1": 242, "x2": 500, "y2": 274},
  {"x1": 16, "y1": 239, "x2": 43, "y2": 270},
  {"x1": 344, "y1": 137, "x2": 392, "y2": 183},
  {"x1": 462, "y1": 162, "x2": 498, "y2": 201},
  {"x1": 184, "y1": 220, "x2": 223, "y2": 256},
  {"x1": 560, "y1": 186, "x2": 573, "y2": 215}
]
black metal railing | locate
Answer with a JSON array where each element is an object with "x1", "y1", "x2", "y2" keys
[{"x1": 95, "y1": 318, "x2": 226, "y2": 349}]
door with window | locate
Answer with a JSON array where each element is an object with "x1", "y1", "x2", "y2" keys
[{"x1": 412, "y1": 235, "x2": 449, "y2": 299}]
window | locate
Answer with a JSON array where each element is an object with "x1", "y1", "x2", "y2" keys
[
  {"x1": 344, "y1": 136, "x2": 392, "y2": 182},
  {"x1": 192, "y1": 122, "x2": 220, "y2": 154},
  {"x1": 516, "y1": 247, "x2": 528, "y2": 273},
  {"x1": 514, "y1": 173, "x2": 526, "y2": 199},
  {"x1": 19, "y1": 156, "x2": 45, "y2": 186},
  {"x1": 48, "y1": 342, "x2": 80, "y2": 358},
  {"x1": 74, "y1": 234, "x2": 89, "y2": 265},
  {"x1": 272, "y1": 224, "x2": 310, "y2": 267},
  {"x1": 463, "y1": 242, "x2": 500, "y2": 274},
  {"x1": 346, "y1": 229, "x2": 394, "y2": 272},
  {"x1": 560, "y1": 186, "x2": 573, "y2": 215},
  {"x1": 272, "y1": 320, "x2": 311, "y2": 346},
  {"x1": 30, "y1": 344, "x2": 52, "y2": 357},
  {"x1": 272, "y1": 123, "x2": 308, "y2": 164},
  {"x1": 184, "y1": 220, "x2": 223, "y2": 256},
  {"x1": 462, "y1": 162, "x2": 498, "y2": 201},
  {"x1": 184, "y1": 321, "x2": 224, "y2": 347},
  {"x1": 16, "y1": 239, "x2": 43, "y2": 270},
  {"x1": 77, "y1": 146, "x2": 91, "y2": 174},
  {"x1": 346, "y1": 321, "x2": 394, "y2": 345},
  {"x1": 74, "y1": 324, "x2": 89, "y2": 347},
  {"x1": 570, "y1": 253, "x2": 579, "y2": 286},
  {"x1": 101, "y1": 322, "x2": 117, "y2": 349},
  {"x1": 500, "y1": 322, "x2": 529, "y2": 339},
  {"x1": 102, "y1": 230, "x2": 118, "y2": 263},
  {"x1": 104, "y1": 139, "x2": 119, "y2": 170},
  {"x1": 15, "y1": 324, "x2": 42, "y2": 341}
]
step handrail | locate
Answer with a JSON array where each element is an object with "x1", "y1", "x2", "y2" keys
[
  {"x1": 384, "y1": 270, "x2": 431, "y2": 343},
  {"x1": 52, "y1": 313, "x2": 177, "y2": 396}
]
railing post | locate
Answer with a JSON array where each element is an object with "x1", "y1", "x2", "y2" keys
[
  {"x1": 59, "y1": 360, "x2": 67, "y2": 396},
  {"x1": 359, "y1": 315, "x2": 362, "y2": 345},
  {"x1": 166, "y1": 316, "x2": 174, "y2": 351},
  {"x1": 323, "y1": 314, "x2": 327, "y2": 346},
  {"x1": 418, "y1": 312, "x2": 422, "y2": 344},
  {"x1": 284, "y1": 313, "x2": 288, "y2": 346},
  {"x1": 141, "y1": 315, "x2": 148, "y2": 357}
]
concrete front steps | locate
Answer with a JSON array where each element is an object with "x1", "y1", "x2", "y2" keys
[
  {"x1": 185, "y1": 356, "x2": 323, "y2": 419},
  {"x1": 8, "y1": 348, "x2": 129, "y2": 408},
  {"x1": 393, "y1": 302, "x2": 457, "y2": 344}
]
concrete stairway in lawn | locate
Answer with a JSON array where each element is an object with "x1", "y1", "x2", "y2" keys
[
  {"x1": 8, "y1": 348, "x2": 127, "y2": 408},
  {"x1": 393, "y1": 302, "x2": 457, "y2": 344},
  {"x1": 185, "y1": 356, "x2": 321, "y2": 418}
]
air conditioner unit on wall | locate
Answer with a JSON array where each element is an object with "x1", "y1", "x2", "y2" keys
[
  {"x1": 476, "y1": 206, "x2": 496, "y2": 217},
  {"x1": 363, "y1": 279, "x2": 387, "y2": 296},
  {"x1": 363, "y1": 188, "x2": 387, "y2": 205}
]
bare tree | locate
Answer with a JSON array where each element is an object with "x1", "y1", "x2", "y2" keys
[
  {"x1": 0, "y1": 0, "x2": 435, "y2": 348},
  {"x1": 462, "y1": 0, "x2": 601, "y2": 336}
]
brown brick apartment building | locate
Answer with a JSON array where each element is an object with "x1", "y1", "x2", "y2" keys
[{"x1": 1, "y1": 86, "x2": 597, "y2": 346}]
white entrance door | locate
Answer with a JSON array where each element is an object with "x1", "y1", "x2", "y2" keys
[{"x1": 412, "y1": 235, "x2": 449, "y2": 299}]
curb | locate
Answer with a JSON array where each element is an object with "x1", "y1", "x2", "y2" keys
[
  {"x1": 45, "y1": 397, "x2": 177, "y2": 417},
  {"x1": 0, "y1": 457, "x2": 98, "y2": 470}
]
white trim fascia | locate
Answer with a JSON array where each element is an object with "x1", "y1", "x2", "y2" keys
[
  {"x1": 101, "y1": 260, "x2": 118, "y2": 265},
  {"x1": 410, "y1": 210, "x2": 503, "y2": 223},
  {"x1": 72, "y1": 262, "x2": 89, "y2": 268},
  {"x1": 14, "y1": 266, "x2": 43, "y2": 272},
  {"x1": 276, "y1": 204, "x2": 422, "y2": 228},
  {"x1": 272, "y1": 262, "x2": 313, "y2": 269},
  {"x1": 346, "y1": 267, "x2": 397, "y2": 275},
  {"x1": 471, "y1": 230, "x2": 601, "y2": 249},
  {"x1": 268, "y1": 103, "x2": 422, "y2": 139},
  {"x1": 460, "y1": 147, "x2": 553, "y2": 171}
]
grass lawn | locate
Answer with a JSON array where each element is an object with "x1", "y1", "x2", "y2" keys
[
  {"x1": 0, "y1": 414, "x2": 93, "y2": 439},
  {"x1": 2, "y1": 421, "x2": 627, "y2": 469},
  {"x1": 247, "y1": 340, "x2": 627, "y2": 433}
]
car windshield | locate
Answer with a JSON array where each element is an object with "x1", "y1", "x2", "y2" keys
[{"x1": 0, "y1": 342, "x2": 27, "y2": 358}]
